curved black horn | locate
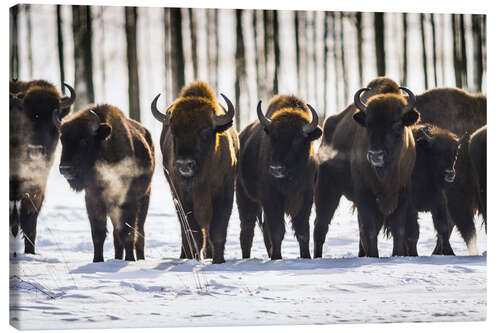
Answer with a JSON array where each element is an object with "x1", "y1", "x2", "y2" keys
[
  {"x1": 354, "y1": 87, "x2": 370, "y2": 112},
  {"x1": 303, "y1": 104, "x2": 319, "y2": 136},
  {"x1": 52, "y1": 108, "x2": 61, "y2": 129},
  {"x1": 150, "y1": 93, "x2": 168, "y2": 123},
  {"x1": 257, "y1": 100, "x2": 271, "y2": 128},
  {"x1": 399, "y1": 86, "x2": 416, "y2": 113},
  {"x1": 60, "y1": 83, "x2": 76, "y2": 109},
  {"x1": 88, "y1": 109, "x2": 100, "y2": 133},
  {"x1": 215, "y1": 93, "x2": 235, "y2": 126}
]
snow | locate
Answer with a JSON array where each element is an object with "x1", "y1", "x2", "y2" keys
[{"x1": 9, "y1": 150, "x2": 487, "y2": 330}]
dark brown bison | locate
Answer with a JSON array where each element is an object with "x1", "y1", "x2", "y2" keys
[
  {"x1": 469, "y1": 125, "x2": 486, "y2": 226},
  {"x1": 58, "y1": 105, "x2": 155, "y2": 262},
  {"x1": 150, "y1": 81, "x2": 238, "y2": 264},
  {"x1": 237, "y1": 95, "x2": 322, "y2": 260},
  {"x1": 9, "y1": 79, "x2": 75, "y2": 255},
  {"x1": 408, "y1": 124, "x2": 469, "y2": 256},
  {"x1": 314, "y1": 77, "x2": 406, "y2": 257},
  {"x1": 412, "y1": 87, "x2": 486, "y2": 254}
]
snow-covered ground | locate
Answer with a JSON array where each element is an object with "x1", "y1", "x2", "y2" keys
[{"x1": 9, "y1": 155, "x2": 487, "y2": 330}]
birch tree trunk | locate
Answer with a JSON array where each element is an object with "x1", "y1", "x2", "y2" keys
[
  {"x1": 125, "y1": 7, "x2": 140, "y2": 122},
  {"x1": 170, "y1": 8, "x2": 185, "y2": 96},
  {"x1": 374, "y1": 12, "x2": 386, "y2": 76},
  {"x1": 56, "y1": 5, "x2": 66, "y2": 93}
]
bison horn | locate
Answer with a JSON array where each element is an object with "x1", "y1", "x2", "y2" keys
[
  {"x1": 150, "y1": 93, "x2": 168, "y2": 123},
  {"x1": 302, "y1": 104, "x2": 319, "y2": 136},
  {"x1": 354, "y1": 87, "x2": 371, "y2": 112},
  {"x1": 257, "y1": 101, "x2": 271, "y2": 128},
  {"x1": 399, "y1": 87, "x2": 416, "y2": 113},
  {"x1": 59, "y1": 83, "x2": 76, "y2": 109},
  {"x1": 88, "y1": 109, "x2": 100, "y2": 133},
  {"x1": 215, "y1": 93, "x2": 235, "y2": 127}
]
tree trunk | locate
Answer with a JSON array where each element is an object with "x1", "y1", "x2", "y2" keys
[
  {"x1": 125, "y1": 7, "x2": 140, "y2": 122},
  {"x1": 355, "y1": 12, "x2": 364, "y2": 86},
  {"x1": 263, "y1": 10, "x2": 273, "y2": 99},
  {"x1": 235, "y1": 9, "x2": 246, "y2": 131},
  {"x1": 163, "y1": 8, "x2": 171, "y2": 101},
  {"x1": 10, "y1": 5, "x2": 19, "y2": 80},
  {"x1": 472, "y1": 14, "x2": 483, "y2": 92},
  {"x1": 340, "y1": 12, "x2": 348, "y2": 106},
  {"x1": 332, "y1": 12, "x2": 340, "y2": 111},
  {"x1": 420, "y1": 13, "x2": 429, "y2": 90},
  {"x1": 170, "y1": 8, "x2": 185, "y2": 96},
  {"x1": 56, "y1": 5, "x2": 66, "y2": 93},
  {"x1": 72, "y1": 5, "x2": 95, "y2": 111},
  {"x1": 312, "y1": 11, "x2": 318, "y2": 105},
  {"x1": 188, "y1": 8, "x2": 199, "y2": 79},
  {"x1": 254, "y1": 10, "x2": 263, "y2": 99},
  {"x1": 295, "y1": 11, "x2": 301, "y2": 95},
  {"x1": 25, "y1": 5, "x2": 33, "y2": 78},
  {"x1": 452, "y1": 14, "x2": 462, "y2": 88},
  {"x1": 430, "y1": 13, "x2": 438, "y2": 87},
  {"x1": 273, "y1": 10, "x2": 280, "y2": 95},
  {"x1": 374, "y1": 12, "x2": 386, "y2": 76},
  {"x1": 402, "y1": 13, "x2": 408, "y2": 86},
  {"x1": 459, "y1": 14, "x2": 468, "y2": 88},
  {"x1": 99, "y1": 6, "x2": 106, "y2": 100},
  {"x1": 323, "y1": 11, "x2": 330, "y2": 119},
  {"x1": 214, "y1": 9, "x2": 220, "y2": 91}
]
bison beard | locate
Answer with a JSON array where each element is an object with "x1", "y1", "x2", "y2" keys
[
  {"x1": 9, "y1": 79, "x2": 75, "y2": 255},
  {"x1": 151, "y1": 81, "x2": 238, "y2": 264},
  {"x1": 236, "y1": 95, "x2": 322, "y2": 260},
  {"x1": 59, "y1": 105, "x2": 154, "y2": 262}
]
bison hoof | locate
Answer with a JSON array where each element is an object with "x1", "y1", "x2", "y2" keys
[
  {"x1": 93, "y1": 257, "x2": 104, "y2": 263},
  {"x1": 212, "y1": 258, "x2": 225, "y2": 264}
]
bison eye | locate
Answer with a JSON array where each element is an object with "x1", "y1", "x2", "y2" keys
[
  {"x1": 34, "y1": 113, "x2": 40, "y2": 119},
  {"x1": 200, "y1": 129, "x2": 212, "y2": 142}
]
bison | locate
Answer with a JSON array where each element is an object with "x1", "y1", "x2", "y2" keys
[
  {"x1": 469, "y1": 125, "x2": 487, "y2": 227},
  {"x1": 237, "y1": 95, "x2": 322, "y2": 260},
  {"x1": 9, "y1": 79, "x2": 75, "y2": 255},
  {"x1": 58, "y1": 105, "x2": 155, "y2": 262},
  {"x1": 408, "y1": 124, "x2": 469, "y2": 255},
  {"x1": 150, "y1": 81, "x2": 238, "y2": 264}
]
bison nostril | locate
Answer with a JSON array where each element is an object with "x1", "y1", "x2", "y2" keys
[
  {"x1": 59, "y1": 165, "x2": 74, "y2": 177},
  {"x1": 366, "y1": 150, "x2": 385, "y2": 166},
  {"x1": 269, "y1": 165, "x2": 286, "y2": 178}
]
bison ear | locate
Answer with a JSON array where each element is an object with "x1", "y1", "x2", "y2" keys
[
  {"x1": 402, "y1": 109, "x2": 420, "y2": 126},
  {"x1": 352, "y1": 110, "x2": 366, "y2": 127},
  {"x1": 96, "y1": 123, "x2": 112, "y2": 141},
  {"x1": 59, "y1": 107, "x2": 71, "y2": 120},
  {"x1": 214, "y1": 121, "x2": 233, "y2": 133},
  {"x1": 306, "y1": 127, "x2": 323, "y2": 141}
]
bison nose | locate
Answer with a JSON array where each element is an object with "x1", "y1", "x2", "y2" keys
[
  {"x1": 175, "y1": 159, "x2": 196, "y2": 177},
  {"x1": 27, "y1": 144, "x2": 46, "y2": 161},
  {"x1": 269, "y1": 165, "x2": 286, "y2": 179},
  {"x1": 366, "y1": 150, "x2": 385, "y2": 167},
  {"x1": 59, "y1": 165, "x2": 75, "y2": 179},
  {"x1": 444, "y1": 169, "x2": 456, "y2": 183}
]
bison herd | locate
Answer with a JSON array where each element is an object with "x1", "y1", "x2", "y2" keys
[{"x1": 9, "y1": 77, "x2": 486, "y2": 264}]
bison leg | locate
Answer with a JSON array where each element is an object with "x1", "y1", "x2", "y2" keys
[
  {"x1": 356, "y1": 191, "x2": 383, "y2": 258},
  {"x1": 236, "y1": 181, "x2": 261, "y2": 259},
  {"x1": 209, "y1": 186, "x2": 233, "y2": 264},
  {"x1": 313, "y1": 161, "x2": 344, "y2": 258},
  {"x1": 263, "y1": 202, "x2": 286, "y2": 260},
  {"x1": 446, "y1": 188, "x2": 478, "y2": 254},
  {"x1": 19, "y1": 193, "x2": 43, "y2": 255},
  {"x1": 85, "y1": 191, "x2": 107, "y2": 262},
  {"x1": 405, "y1": 207, "x2": 419, "y2": 257},
  {"x1": 431, "y1": 196, "x2": 455, "y2": 256},
  {"x1": 113, "y1": 229, "x2": 124, "y2": 260},
  {"x1": 180, "y1": 216, "x2": 202, "y2": 260},
  {"x1": 388, "y1": 194, "x2": 410, "y2": 257},
  {"x1": 134, "y1": 193, "x2": 151, "y2": 260},
  {"x1": 291, "y1": 191, "x2": 313, "y2": 259},
  {"x1": 119, "y1": 203, "x2": 139, "y2": 262}
]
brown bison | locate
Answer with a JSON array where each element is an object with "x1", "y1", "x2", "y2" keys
[
  {"x1": 469, "y1": 125, "x2": 486, "y2": 226},
  {"x1": 412, "y1": 87, "x2": 486, "y2": 254},
  {"x1": 150, "y1": 81, "x2": 238, "y2": 264},
  {"x1": 314, "y1": 77, "x2": 405, "y2": 257},
  {"x1": 9, "y1": 79, "x2": 75, "y2": 255},
  {"x1": 58, "y1": 105, "x2": 155, "y2": 262},
  {"x1": 408, "y1": 124, "x2": 469, "y2": 255},
  {"x1": 237, "y1": 95, "x2": 322, "y2": 260}
]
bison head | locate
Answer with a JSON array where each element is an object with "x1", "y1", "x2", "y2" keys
[
  {"x1": 9, "y1": 82, "x2": 75, "y2": 200},
  {"x1": 257, "y1": 100, "x2": 322, "y2": 179},
  {"x1": 415, "y1": 125, "x2": 469, "y2": 186},
  {"x1": 59, "y1": 109, "x2": 112, "y2": 192},
  {"x1": 151, "y1": 93, "x2": 234, "y2": 180},
  {"x1": 352, "y1": 86, "x2": 419, "y2": 182}
]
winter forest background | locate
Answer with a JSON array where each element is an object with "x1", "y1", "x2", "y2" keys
[{"x1": 9, "y1": 5, "x2": 486, "y2": 136}]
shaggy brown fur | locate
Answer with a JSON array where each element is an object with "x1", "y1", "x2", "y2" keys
[
  {"x1": 9, "y1": 79, "x2": 74, "y2": 255},
  {"x1": 156, "y1": 81, "x2": 239, "y2": 264},
  {"x1": 469, "y1": 125, "x2": 487, "y2": 226},
  {"x1": 59, "y1": 104, "x2": 154, "y2": 262},
  {"x1": 237, "y1": 95, "x2": 322, "y2": 259}
]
